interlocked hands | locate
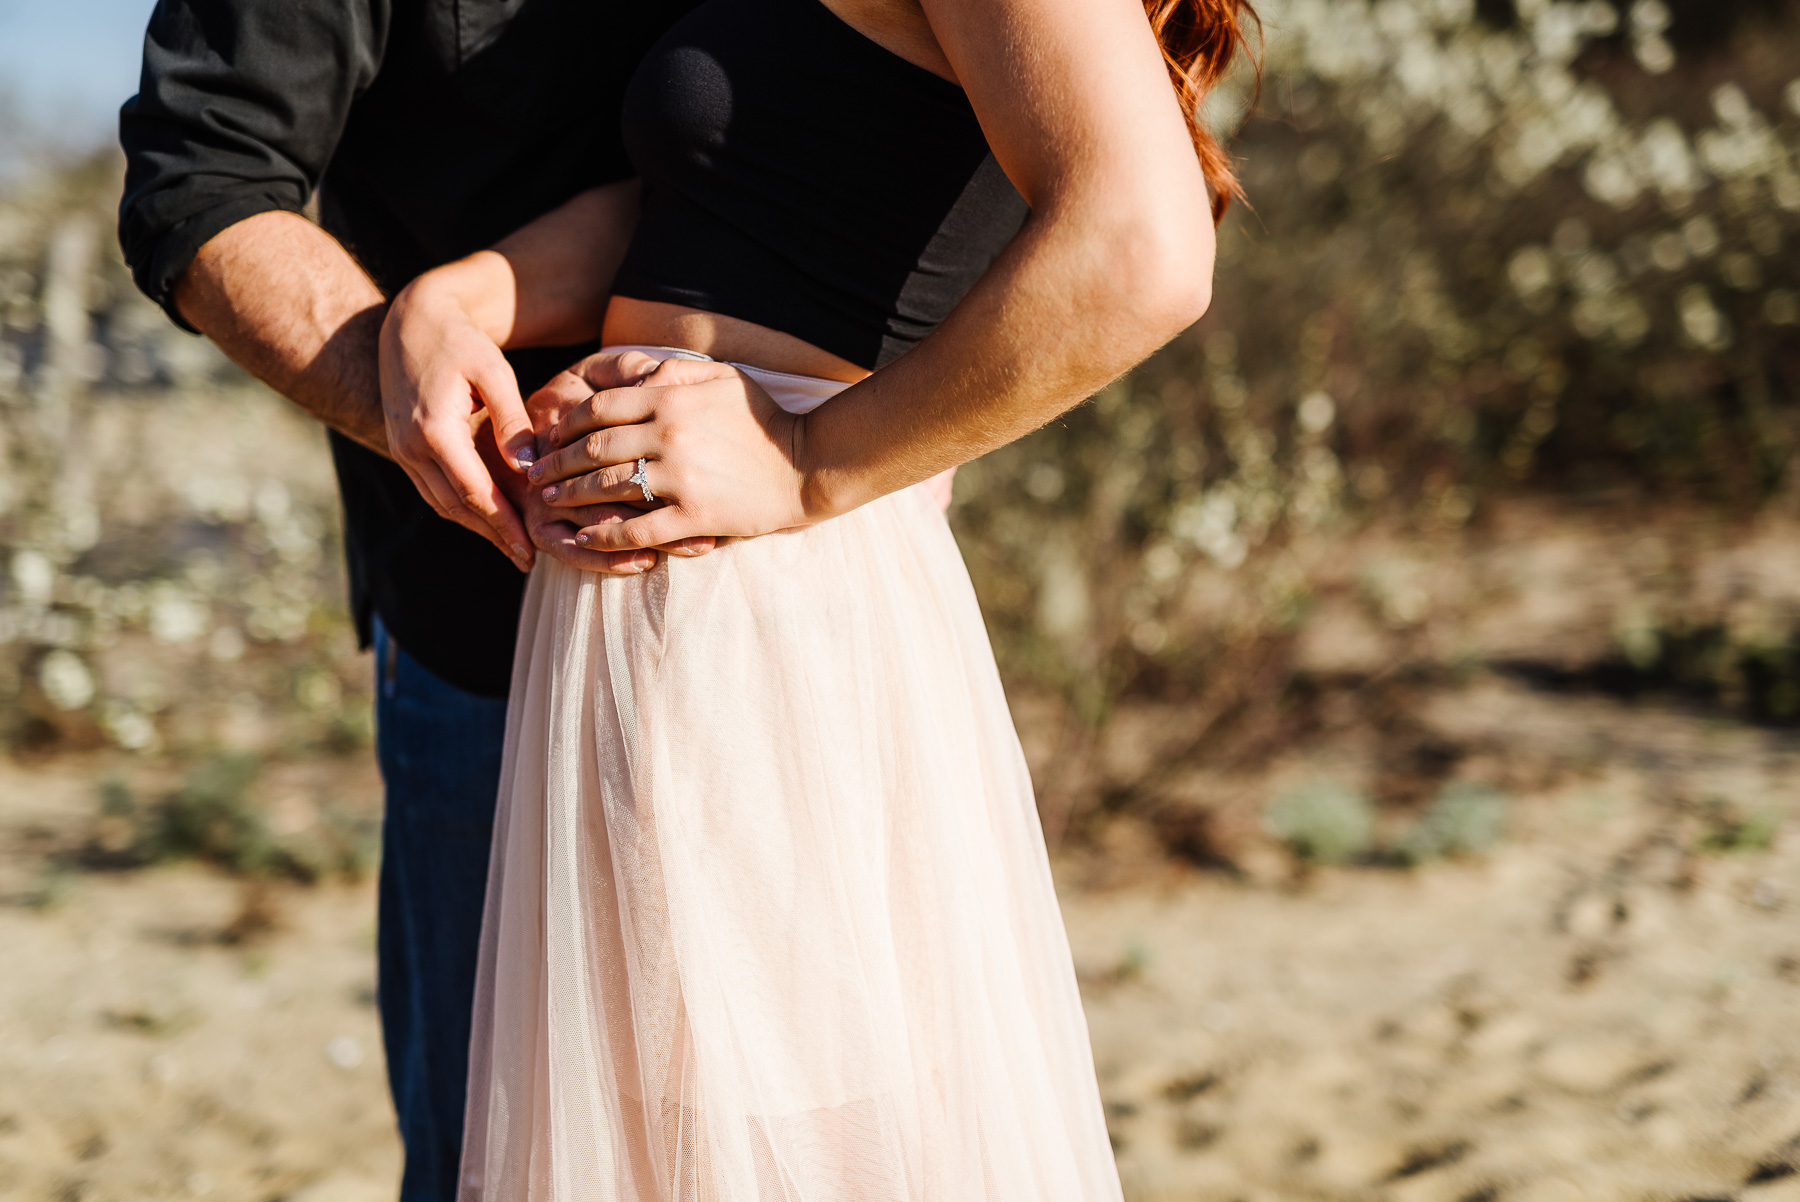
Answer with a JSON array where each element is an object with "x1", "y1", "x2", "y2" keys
[
  {"x1": 381, "y1": 309, "x2": 953, "y2": 576},
  {"x1": 529, "y1": 353, "x2": 816, "y2": 552},
  {"x1": 379, "y1": 305, "x2": 718, "y2": 574}
]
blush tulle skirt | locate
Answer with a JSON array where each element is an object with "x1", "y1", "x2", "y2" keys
[{"x1": 459, "y1": 350, "x2": 1122, "y2": 1201}]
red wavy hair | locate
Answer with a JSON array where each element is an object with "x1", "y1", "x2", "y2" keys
[{"x1": 1145, "y1": 0, "x2": 1261, "y2": 221}]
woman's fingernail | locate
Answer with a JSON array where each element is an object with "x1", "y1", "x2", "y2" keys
[
  {"x1": 575, "y1": 532, "x2": 590, "y2": 546},
  {"x1": 527, "y1": 463, "x2": 544, "y2": 480},
  {"x1": 630, "y1": 554, "x2": 653, "y2": 571},
  {"x1": 514, "y1": 447, "x2": 535, "y2": 468},
  {"x1": 511, "y1": 543, "x2": 529, "y2": 559},
  {"x1": 541, "y1": 484, "x2": 558, "y2": 501}
]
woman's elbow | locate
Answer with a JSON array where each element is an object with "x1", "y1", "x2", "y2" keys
[
  {"x1": 1102, "y1": 209, "x2": 1216, "y2": 344},
  {"x1": 1151, "y1": 249, "x2": 1215, "y2": 333}
]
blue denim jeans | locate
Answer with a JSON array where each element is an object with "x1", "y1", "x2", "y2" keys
[{"x1": 372, "y1": 617, "x2": 509, "y2": 1202}]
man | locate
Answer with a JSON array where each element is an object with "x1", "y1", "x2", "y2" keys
[{"x1": 117, "y1": 2, "x2": 697, "y2": 1196}]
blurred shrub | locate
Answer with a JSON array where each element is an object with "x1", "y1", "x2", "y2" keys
[
  {"x1": 24, "y1": 860, "x2": 75, "y2": 910},
  {"x1": 1696, "y1": 795, "x2": 1782, "y2": 853},
  {"x1": 87, "y1": 757, "x2": 377, "y2": 882},
  {"x1": 952, "y1": 0, "x2": 1800, "y2": 843},
  {"x1": 148, "y1": 753, "x2": 276, "y2": 872},
  {"x1": 961, "y1": 0, "x2": 1800, "y2": 684},
  {"x1": 1266, "y1": 780, "x2": 1377, "y2": 863},
  {"x1": 1396, "y1": 782, "x2": 1512, "y2": 863},
  {"x1": 0, "y1": 150, "x2": 371, "y2": 761},
  {"x1": 3, "y1": 0, "x2": 1798, "y2": 878}
]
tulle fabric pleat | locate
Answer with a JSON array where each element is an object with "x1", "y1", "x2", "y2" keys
[{"x1": 460, "y1": 356, "x2": 1122, "y2": 1202}]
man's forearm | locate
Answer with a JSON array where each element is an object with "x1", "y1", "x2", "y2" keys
[{"x1": 174, "y1": 211, "x2": 391, "y2": 456}]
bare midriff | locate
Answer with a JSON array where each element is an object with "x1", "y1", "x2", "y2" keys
[{"x1": 602, "y1": 296, "x2": 872, "y2": 384}]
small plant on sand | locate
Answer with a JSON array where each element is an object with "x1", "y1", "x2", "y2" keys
[
  {"x1": 1396, "y1": 783, "x2": 1511, "y2": 865},
  {"x1": 24, "y1": 860, "x2": 75, "y2": 910},
  {"x1": 147, "y1": 753, "x2": 278, "y2": 874},
  {"x1": 86, "y1": 758, "x2": 378, "y2": 883},
  {"x1": 1698, "y1": 798, "x2": 1783, "y2": 855},
  {"x1": 1265, "y1": 780, "x2": 1374, "y2": 865}
]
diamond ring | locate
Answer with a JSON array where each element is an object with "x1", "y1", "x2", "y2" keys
[{"x1": 628, "y1": 457, "x2": 654, "y2": 503}]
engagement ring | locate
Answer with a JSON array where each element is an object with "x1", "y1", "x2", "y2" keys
[{"x1": 629, "y1": 458, "x2": 655, "y2": 503}]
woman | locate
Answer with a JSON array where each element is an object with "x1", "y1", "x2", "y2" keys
[{"x1": 385, "y1": 0, "x2": 1253, "y2": 1195}]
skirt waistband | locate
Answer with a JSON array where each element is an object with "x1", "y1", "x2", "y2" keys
[{"x1": 600, "y1": 343, "x2": 850, "y2": 415}]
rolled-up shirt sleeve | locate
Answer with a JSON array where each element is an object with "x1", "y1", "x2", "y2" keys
[{"x1": 118, "y1": 0, "x2": 385, "y2": 330}]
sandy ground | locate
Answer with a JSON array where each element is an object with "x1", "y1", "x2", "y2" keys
[
  {"x1": 0, "y1": 757, "x2": 396, "y2": 1202},
  {"x1": 2, "y1": 678, "x2": 1798, "y2": 1202}
]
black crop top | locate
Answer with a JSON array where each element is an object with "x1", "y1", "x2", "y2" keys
[{"x1": 613, "y1": 0, "x2": 1030, "y2": 370}]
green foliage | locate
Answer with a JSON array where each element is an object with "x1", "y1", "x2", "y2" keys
[
  {"x1": 148, "y1": 753, "x2": 275, "y2": 872},
  {"x1": 0, "y1": 150, "x2": 359, "y2": 759},
  {"x1": 951, "y1": 2, "x2": 1800, "y2": 863},
  {"x1": 1397, "y1": 783, "x2": 1512, "y2": 864},
  {"x1": 325, "y1": 700, "x2": 376, "y2": 754},
  {"x1": 1266, "y1": 780, "x2": 1377, "y2": 864},
  {"x1": 24, "y1": 860, "x2": 75, "y2": 910},
  {"x1": 88, "y1": 758, "x2": 378, "y2": 883},
  {"x1": 959, "y1": 3, "x2": 1800, "y2": 695},
  {"x1": 5, "y1": 3, "x2": 1798, "y2": 884},
  {"x1": 1697, "y1": 797, "x2": 1782, "y2": 853}
]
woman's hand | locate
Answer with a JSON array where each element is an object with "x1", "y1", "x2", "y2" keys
[
  {"x1": 522, "y1": 354, "x2": 719, "y2": 563},
  {"x1": 376, "y1": 180, "x2": 643, "y2": 570},
  {"x1": 471, "y1": 405, "x2": 666, "y2": 574},
  {"x1": 527, "y1": 356, "x2": 812, "y2": 553},
  {"x1": 381, "y1": 270, "x2": 538, "y2": 570}
]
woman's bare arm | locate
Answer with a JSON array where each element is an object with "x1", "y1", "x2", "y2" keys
[
  {"x1": 797, "y1": 0, "x2": 1214, "y2": 515},
  {"x1": 389, "y1": 181, "x2": 641, "y2": 357},
  {"x1": 383, "y1": 182, "x2": 722, "y2": 571},
  {"x1": 378, "y1": 181, "x2": 642, "y2": 567},
  {"x1": 535, "y1": 0, "x2": 1215, "y2": 550}
]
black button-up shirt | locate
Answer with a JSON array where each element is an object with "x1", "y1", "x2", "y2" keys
[{"x1": 118, "y1": 0, "x2": 695, "y2": 696}]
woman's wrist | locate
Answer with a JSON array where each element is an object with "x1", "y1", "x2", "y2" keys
[
  {"x1": 392, "y1": 251, "x2": 519, "y2": 346},
  {"x1": 790, "y1": 402, "x2": 903, "y2": 523},
  {"x1": 792, "y1": 411, "x2": 850, "y2": 523},
  {"x1": 791, "y1": 374, "x2": 967, "y2": 522}
]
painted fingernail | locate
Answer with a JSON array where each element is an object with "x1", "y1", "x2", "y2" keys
[
  {"x1": 527, "y1": 463, "x2": 544, "y2": 480},
  {"x1": 514, "y1": 447, "x2": 535, "y2": 467},
  {"x1": 541, "y1": 484, "x2": 558, "y2": 501},
  {"x1": 575, "y1": 532, "x2": 590, "y2": 546}
]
